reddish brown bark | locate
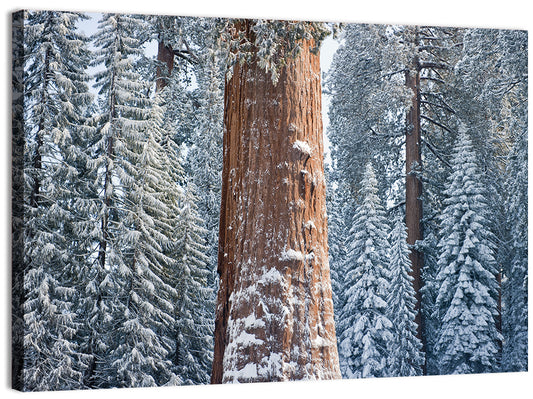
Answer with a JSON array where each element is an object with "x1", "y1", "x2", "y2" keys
[
  {"x1": 405, "y1": 48, "x2": 426, "y2": 372},
  {"x1": 156, "y1": 41, "x2": 174, "y2": 92},
  {"x1": 212, "y1": 21, "x2": 340, "y2": 383}
]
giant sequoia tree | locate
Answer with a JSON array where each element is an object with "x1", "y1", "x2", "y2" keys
[{"x1": 211, "y1": 20, "x2": 341, "y2": 383}]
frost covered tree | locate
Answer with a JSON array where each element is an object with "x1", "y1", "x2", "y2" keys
[
  {"x1": 187, "y1": 45, "x2": 224, "y2": 284},
  {"x1": 212, "y1": 19, "x2": 340, "y2": 383},
  {"x1": 326, "y1": 24, "x2": 406, "y2": 196},
  {"x1": 151, "y1": 15, "x2": 203, "y2": 146},
  {"x1": 387, "y1": 213, "x2": 424, "y2": 377},
  {"x1": 90, "y1": 12, "x2": 151, "y2": 274},
  {"x1": 87, "y1": 12, "x2": 165, "y2": 388},
  {"x1": 149, "y1": 16, "x2": 218, "y2": 383},
  {"x1": 337, "y1": 163, "x2": 393, "y2": 379},
  {"x1": 501, "y1": 130, "x2": 528, "y2": 372},
  {"x1": 327, "y1": 26, "x2": 463, "y2": 362},
  {"x1": 453, "y1": 28, "x2": 528, "y2": 275},
  {"x1": 104, "y1": 97, "x2": 183, "y2": 388},
  {"x1": 433, "y1": 130, "x2": 501, "y2": 375},
  {"x1": 326, "y1": 177, "x2": 352, "y2": 324},
  {"x1": 453, "y1": 29, "x2": 528, "y2": 373},
  {"x1": 20, "y1": 10, "x2": 93, "y2": 391},
  {"x1": 12, "y1": 11, "x2": 26, "y2": 390},
  {"x1": 170, "y1": 184, "x2": 214, "y2": 384}
]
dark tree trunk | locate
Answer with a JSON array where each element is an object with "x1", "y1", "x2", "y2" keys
[
  {"x1": 405, "y1": 35, "x2": 426, "y2": 373},
  {"x1": 212, "y1": 21, "x2": 341, "y2": 383},
  {"x1": 156, "y1": 41, "x2": 174, "y2": 92}
]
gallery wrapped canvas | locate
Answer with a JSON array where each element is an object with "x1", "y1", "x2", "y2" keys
[{"x1": 11, "y1": 5, "x2": 527, "y2": 393}]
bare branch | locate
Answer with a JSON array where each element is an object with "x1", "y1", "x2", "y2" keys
[
  {"x1": 421, "y1": 136, "x2": 452, "y2": 169},
  {"x1": 420, "y1": 62, "x2": 447, "y2": 70},
  {"x1": 420, "y1": 76, "x2": 445, "y2": 85},
  {"x1": 421, "y1": 114, "x2": 454, "y2": 134},
  {"x1": 420, "y1": 99, "x2": 455, "y2": 114}
]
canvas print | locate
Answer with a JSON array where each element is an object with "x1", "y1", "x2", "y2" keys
[{"x1": 11, "y1": 8, "x2": 527, "y2": 392}]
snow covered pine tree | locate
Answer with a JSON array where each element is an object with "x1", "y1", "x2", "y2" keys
[
  {"x1": 387, "y1": 213, "x2": 424, "y2": 376},
  {"x1": 434, "y1": 129, "x2": 501, "y2": 375},
  {"x1": 337, "y1": 163, "x2": 394, "y2": 379},
  {"x1": 212, "y1": 20, "x2": 341, "y2": 383},
  {"x1": 20, "y1": 10, "x2": 93, "y2": 391}
]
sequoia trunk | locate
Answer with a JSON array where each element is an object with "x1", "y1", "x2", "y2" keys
[{"x1": 211, "y1": 21, "x2": 341, "y2": 383}]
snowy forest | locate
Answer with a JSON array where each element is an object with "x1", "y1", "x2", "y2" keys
[{"x1": 11, "y1": 10, "x2": 527, "y2": 392}]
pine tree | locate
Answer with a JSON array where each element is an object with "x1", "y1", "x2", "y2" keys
[
  {"x1": 107, "y1": 97, "x2": 181, "y2": 388},
  {"x1": 337, "y1": 163, "x2": 393, "y2": 379},
  {"x1": 171, "y1": 183, "x2": 214, "y2": 384},
  {"x1": 148, "y1": 16, "x2": 218, "y2": 383},
  {"x1": 21, "y1": 10, "x2": 93, "y2": 391},
  {"x1": 325, "y1": 23, "x2": 405, "y2": 195},
  {"x1": 88, "y1": 12, "x2": 164, "y2": 388},
  {"x1": 326, "y1": 27, "x2": 464, "y2": 365},
  {"x1": 433, "y1": 130, "x2": 501, "y2": 375},
  {"x1": 387, "y1": 212, "x2": 424, "y2": 377},
  {"x1": 186, "y1": 41, "x2": 224, "y2": 295},
  {"x1": 501, "y1": 130, "x2": 528, "y2": 372},
  {"x1": 326, "y1": 176, "x2": 352, "y2": 342},
  {"x1": 12, "y1": 10, "x2": 26, "y2": 390}
]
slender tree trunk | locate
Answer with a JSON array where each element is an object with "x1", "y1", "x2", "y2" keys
[
  {"x1": 212, "y1": 21, "x2": 341, "y2": 383},
  {"x1": 156, "y1": 41, "x2": 174, "y2": 92},
  {"x1": 405, "y1": 30, "x2": 426, "y2": 373}
]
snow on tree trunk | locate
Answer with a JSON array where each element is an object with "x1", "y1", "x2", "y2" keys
[{"x1": 212, "y1": 21, "x2": 341, "y2": 383}]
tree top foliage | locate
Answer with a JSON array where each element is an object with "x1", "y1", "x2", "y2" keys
[{"x1": 217, "y1": 19, "x2": 334, "y2": 83}]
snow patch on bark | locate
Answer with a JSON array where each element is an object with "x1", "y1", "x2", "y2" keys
[
  {"x1": 225, "y1": 363, "x2": 258, "y2": 383},
  {"x1": 258, "y1": 352, "x2": 283, "y2": 379},
  {"x1": 304, "y1": 220, "x2": 316, "y2": 230},
  {"x1": 234, "y1": 331, "x2": 264, "y2": 347},
  {"x1": 279, "y1": 248, "x2": 305, "y2": 261},
  {"x1": 258, "y1": 268, "x2": 284, "y2": 284},
  {"x1": 243, "y1": 313, "x2": 266, "y2": 329},
  {"x1": 293, "y1": 140, "x2": 312, "y2": 156},
  {"x1": 311, "y1": 335, "x2": 334, "y2": 349}
]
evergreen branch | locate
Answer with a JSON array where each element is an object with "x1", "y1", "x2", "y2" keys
[
  {"x1": 173, "y1": 49, "x2": 199, "y2": 64},
  {"x1": 380, "y1": 68, "x2": 408, "y2": 80}
]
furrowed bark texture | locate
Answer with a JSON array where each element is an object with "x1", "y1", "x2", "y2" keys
[
  {"x1": 212, "y1": 23, "x2": 341, "y2": 384},
  {"x1": 405, "y1": 52, "x2": 426, "y2": 371}
]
